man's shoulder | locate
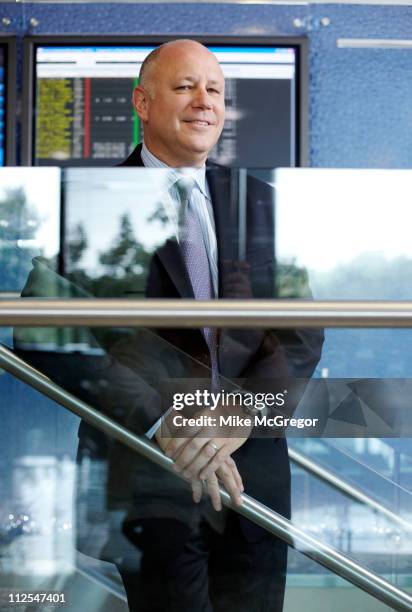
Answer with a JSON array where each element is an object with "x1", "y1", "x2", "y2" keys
[{"x1": 118, "y1": 144, "x2": 144, "y2": 167}]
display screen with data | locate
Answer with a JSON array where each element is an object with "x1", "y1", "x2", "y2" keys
[
  {"x1": 0, "y1": 45, "x2": 7, "y2": 167},
  {"x1": 30, "y1": 41, "x2": 304, "y2": 168}
]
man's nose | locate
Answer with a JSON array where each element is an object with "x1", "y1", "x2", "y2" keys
[{"x1": 192, "y1": 87, "x2": 213, "y2": 108}]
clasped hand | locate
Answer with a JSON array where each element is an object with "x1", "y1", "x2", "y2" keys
[{"x1": 155, "y1": 402, "x2": 252, "y2": 511}]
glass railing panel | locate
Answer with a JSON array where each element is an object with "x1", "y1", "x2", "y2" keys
[
  {"x1": 0, "y1": 370, "x2": 128, "y2": 611},
  {"x1": 2, "y1": 313, "x2": 412, "y2": 601},
  {"x1": 2, "y1": 166, "x2": 412, "y2": 609},
  {"x1": 0, "y1": 167, "x2": 60, "y2": 348},
  {"x1": 0, "y1": 343, "x2": 409, "y2": 612},
  {"x1": 289, "y1": 459, "x2": 412, "y2": 580},
  {"x1": 3, "y1": 167, "x2": 412, "y2": 301},
  {"x1": 2, "y1": 167, "x2": 412, "y2": 301},
  {"x1": 289, "y1": 437, "x2": 412, "y2": 529},
  {"x1": 272, "y1": 168, "x2": 412, "y2": 300},
  {"x1": 284, "y1": 548, "x2": 394, "y2": 612},
  {"x1": 271, "y1": 166, "x2": 412, "y2": 576}
]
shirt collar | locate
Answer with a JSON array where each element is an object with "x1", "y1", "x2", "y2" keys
[{"x1": 141, "y1": 141, "x2": 209, "y2": 199}]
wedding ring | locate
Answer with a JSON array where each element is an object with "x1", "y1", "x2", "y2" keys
[{"x1": 209, "y1": 442, "x2": 220, "y2": 453}]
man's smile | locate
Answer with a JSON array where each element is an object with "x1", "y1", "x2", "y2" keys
[{"x1": 184, "y1": 119, "x2": 213, "y2": 127}]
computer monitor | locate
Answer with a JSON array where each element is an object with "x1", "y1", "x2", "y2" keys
[
  {"x1": 23, "y1": 36, "x2": 308, "y2": 168},
  {"x1": 0, "y1": 37, "x2": 16, "y2": 166}
]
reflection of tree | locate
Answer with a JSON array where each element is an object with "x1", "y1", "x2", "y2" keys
[
  {"x1": 100, "y1": 214, "x2": 149, "y2": 276},
  {"x1": 67, "y1": 222, "x2": 88, "y2": 266},
  {"x1": 312, "y1": 252, "x2": 412, "y2": 300},
  {"x1": 0, "y1": 187, "x2": 41, "y2": 241},
  {"x1": 66, "y1": 213, "x2": 152, "y2": 298},
  {"x1": 277, "y1": 252, "x2": 412, "y2": 300},
  {"x1": 147, "y1": 203, "x2": 169, "y2": 226},
  {"x1": 0, "y1": 187, "x2": 42, "y2": 292},
  {"x1": 276, "y1": 259, "x2": 312, "y2": 298},
  {"x1": 65, "y1": 222, "x2": 92, "y2": 293},
  {"x1": 62, "y1": 214, "x2": 153, "y2": 350},
  {"x1": 95, "y1": 213, "x2": 151, "y2": 297}
]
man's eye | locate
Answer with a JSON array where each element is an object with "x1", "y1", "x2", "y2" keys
[
  {"x1": 208, "y1": 88, "x2": 220, "y2": 94},
  {"x1": 177, "y1": 85, "x2": 191, "y2": 90}
]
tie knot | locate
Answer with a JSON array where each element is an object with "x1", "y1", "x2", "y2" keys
[
  {"x1": 174, "y1": 175, "x2": 196, "y2": 207},
  {"x1": 173, "y1": 175, "x2": 196, "y2": 239}
]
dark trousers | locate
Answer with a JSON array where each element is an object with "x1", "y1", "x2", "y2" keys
[{"x1": 116, "y1": 512, "x2": 287, "y2": 612}]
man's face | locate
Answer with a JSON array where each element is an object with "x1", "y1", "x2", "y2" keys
[{"x1": 134, "y1": 43, "x2": 225, "y2": 167}]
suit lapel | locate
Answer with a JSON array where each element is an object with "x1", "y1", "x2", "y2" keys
[
  {"x1": 124, "y1": 145, "x2": 194, "y2": 298},
  {"x1": 155, "y1": 239, "x2": 194, "y2": 299}
]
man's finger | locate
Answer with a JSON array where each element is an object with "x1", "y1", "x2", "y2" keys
[
  {"x1": 161, "y1": 417, "x2": 204, "y2": 457},
  {"x1": 172, "y1": 437, "x2": 210, "y2": 475},
  {"x1": 225, "y1": 456, "x2": 244, "y2": 492},
  {"x1": 198, "y1": 445, "x2": 229, "y2": 481},
  {"x1": 163, "y1": 416, "x2": 208, "y2": 457},
  {"x1": 191, "y1": 478, "x2": 203, "y2": 504},
  {"x1": 163, "y1": 437, "x2": 189, "y2": 458},
  {"x1": 174, "y1": 437, "x2": 222, "y2": 477},
  {"x1": 216, "y1": 462, "x2": 243, "y2": 506},
  {"x1": 205, "y1": 473, "x2": 222, "y2": 511}
]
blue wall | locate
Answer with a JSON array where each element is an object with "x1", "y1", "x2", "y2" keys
[{"x1": 1, "y1": 1, "x2": 412, "y2": 167}]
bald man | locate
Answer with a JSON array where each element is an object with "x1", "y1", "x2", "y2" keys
[
  {"x1": 133, "y1": 39, "x2": 225, "y2": 168},
  {"x1": 113, "y1": 39, "x2": 323, "y2": 611},
  {"x1": 131, "y1": 40, "x2": 248, "y2": 504}
]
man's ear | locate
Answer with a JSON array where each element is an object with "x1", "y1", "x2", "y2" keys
[{"x1": 132, "y1": 85, "x2": 150, "y2": 122}]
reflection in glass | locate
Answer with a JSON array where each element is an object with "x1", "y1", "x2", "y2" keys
[
  {"x1": 0, "y1": 168, "x2": 60, "y2": 294},
  {"x1": 1, "y1": 167, "x2": 412, "y2": 609},
  {"x1": 274, "y1": 168, "x2": 412, "y2": 299},
  {"x1": 63, "y1": 168, "x2": 175, "y2": 298}
]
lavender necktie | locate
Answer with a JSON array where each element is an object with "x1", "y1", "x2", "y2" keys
[{"x1": 175, "y1": 178, "x2": 219, "y2": 387}]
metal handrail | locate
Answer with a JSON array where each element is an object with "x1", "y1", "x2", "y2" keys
[
  {"x1": 0, "y1": 344, "x2": 411, "y2": 611},
  {"x1": 288, "y1": 447, "x2": 412, "y2": 533},
  {"x1": 3, "y1": 298, "x2": 412, "y2": 327}
]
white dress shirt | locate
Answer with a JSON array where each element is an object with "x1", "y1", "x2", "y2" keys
[
  {"x1": 141, "y1": 142, "x2": 218, "y2": 437},
  {"x1": 141, "y1": 142, "x2": 218, "y2": 297}
]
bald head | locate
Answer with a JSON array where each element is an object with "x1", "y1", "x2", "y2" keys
[
  {"x1": 133, "y1": 38, "x2": 225, "y2": 167},
  {"x1": 139, "y1": 39, "x2": 223, "y2": 99}
]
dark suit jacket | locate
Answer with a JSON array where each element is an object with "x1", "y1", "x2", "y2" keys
[
  {"x1": 101, "y1": 145, "x2": 324, "y2": 533},
  {"x1": 15, "y1": 145, "x2": 324, "y2": 553},
  {"x1": 120, "y1": 144, "x2": 321, "y2": 379}
]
